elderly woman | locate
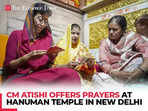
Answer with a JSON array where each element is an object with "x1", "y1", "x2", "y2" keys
[
  {"x1": 135, "y1": 14, "x2": 148, "y2": 41},
  {"x1": 3, "y1": 3, "x2": 80, "y2": 87},
  {"x1": 95, "y1": 15, "x2": 148, "y2": 84}
]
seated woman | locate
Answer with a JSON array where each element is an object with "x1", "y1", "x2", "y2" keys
[
  {"x1": 3, "y1": 3, "x2": 80, "y2": 87},
  {"x1": 135, "y1": 14, "x2": 148, "y2": 41},
  {"x1": 75, "y1": 58, "x2": 98, "y2": 81},
  {"x1": 93, "y1": 15, "x2": 148, "y2": 86},
  {"x1": 54, "y1": 24, "x2": 98, "y2": 81}
]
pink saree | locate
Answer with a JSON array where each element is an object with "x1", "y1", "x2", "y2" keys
[{"x1": 3, "y1": 3, "x2": 80, "y2": 87}]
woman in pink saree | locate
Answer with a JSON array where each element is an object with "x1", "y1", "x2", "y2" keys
[{"x1": 3, "y1": 3, "x2": 80, "y2": 87}]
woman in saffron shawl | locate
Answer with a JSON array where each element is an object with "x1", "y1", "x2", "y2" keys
[
  {"x1": 54, "y1": 24, "x2": 99, "y2": 83},
  {"x1": 54, "y1": 24, "x2": 93, "y2": 66},
  {"x1": 3, "y1": 3, "x2": 80, "y2": 87}
]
